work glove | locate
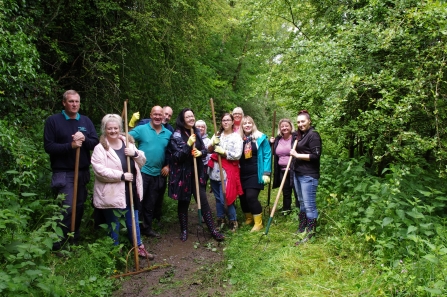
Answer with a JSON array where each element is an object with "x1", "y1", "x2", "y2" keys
[
  {"x1": 191, "y1": 148, "x2": 202, "y2": 158},
  {"x1": 262, "y1": 175, "x2": 271, "y2": 184},
  {"x1": 210, "y1": 134, "x2": 220, "y2": 146},
  {"x1": 214, "y1": 146, "x2": 225, "y2": 155},
  {"x1": 129, "y1": 112, "x2": 140, "y2": 127},
  {"x1": 187, "y1": 134, "x2": 196, "y2": 146}
]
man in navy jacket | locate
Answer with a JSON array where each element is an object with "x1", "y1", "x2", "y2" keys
[{"x1": 44, "y1": 90, "x2": 99, "y2": 250}]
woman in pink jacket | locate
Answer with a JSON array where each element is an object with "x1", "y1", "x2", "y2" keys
[{"x1": 91, "y1": 114, "x2": 153, "y2": 259}]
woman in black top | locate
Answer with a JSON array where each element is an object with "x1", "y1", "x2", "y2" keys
[
  {"x1": 168, "y1": 108, "x2": 224, "y2": 242},
  {"x1": 290, "y1": 110, "x2": 322, "y2": 244}
]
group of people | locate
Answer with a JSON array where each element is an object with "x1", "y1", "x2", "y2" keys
[{"x1": 44, "y1": 90, "x2": 322, "y2": 258}]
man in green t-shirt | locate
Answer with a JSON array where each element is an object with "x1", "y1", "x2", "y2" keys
[{"x1": 129, "y1": 106, "x2": 172, "y2": 238}]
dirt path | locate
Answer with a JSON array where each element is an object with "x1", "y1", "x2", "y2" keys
[{"x1": 113, "y1": 196, "x2": 229, "y2": 297}]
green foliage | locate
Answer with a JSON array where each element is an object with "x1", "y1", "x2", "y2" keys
[
  {"x1": 52, "y1": 239, "x2": 120, "y2": 296},
  {"x1": 320, "y1": 156, "x2": 447, "y2": 294},
  {"x1": 0, "y1": 117, "x2": 64, "y2": 295},
  {"x1": 243, "y1": 0, "x2": 447, "y2": 175},
  {"x1": 0, "y1": 0, "x2": 56, "y2": 123}
]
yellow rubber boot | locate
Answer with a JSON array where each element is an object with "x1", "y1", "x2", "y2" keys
[
  {"x1": 251, "y1": 214, "x2": 263, "y2": 232},
  {"x1": 244, "y1": 213, "x2": 254, "y2": 225}
]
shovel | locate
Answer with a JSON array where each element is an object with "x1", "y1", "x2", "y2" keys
[
  {"x1": 210, "y1": 98, "x2": 227, "y2": 230},
  {"x1": 191, "y1": 128, "x2": 206, "y2": 242}
]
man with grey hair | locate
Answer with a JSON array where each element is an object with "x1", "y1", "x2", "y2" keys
[{"x1": 44, "y1": 90, "x2": 99, "y2": 250}]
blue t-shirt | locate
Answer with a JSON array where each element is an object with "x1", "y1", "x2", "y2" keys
[{"x1": 129, "y1": 123, "x2": 172, "y2": 176}]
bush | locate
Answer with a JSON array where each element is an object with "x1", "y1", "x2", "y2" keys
[{"x1": 319, "y1": 156, "x2": 447, "y2": 294}]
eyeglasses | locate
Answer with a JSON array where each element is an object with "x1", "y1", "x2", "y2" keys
[
  {"x1": 185, "y1": 115, "x2": 195, "y2": 119},
  {"x1": 222, "y1": 119, "x2": 232, "y2": 122},
  {"x1": 233, "y1": 113, "x2": 242, "y2": 116}
]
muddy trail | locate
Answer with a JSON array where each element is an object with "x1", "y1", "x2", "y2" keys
[{"x1": 113, "y1": 196, "x2": 230, "y2": 297}]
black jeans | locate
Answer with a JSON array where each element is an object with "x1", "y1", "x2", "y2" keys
[
  {"x1": 280, "y1": 170, "x2": 295, "y2": 210},
  {"x1": 141, "y1": 173, "x2": 165, "y2": 230},
  {"x1": 153, "y1": 175, "x2": 167, "y2": 221}
]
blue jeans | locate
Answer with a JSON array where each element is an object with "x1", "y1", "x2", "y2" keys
[
  {"x1": 294, "y1": 175, "x2": 319, "y2": 219},
  {"x1": 210, "y1": 180, "x2": 236, "y2": 221},
  {"x1": 103, "y1": 206, "x2": 142, "y2": 246}
]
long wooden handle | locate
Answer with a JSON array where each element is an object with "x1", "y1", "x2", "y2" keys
[
  {"x1": 191, "y1": 128, "x2": 202, "y2": 225},
  {"x1": 266, "y1": 111, "x2": 276, "y2": 207},
  {"x1": 210, "y1": 99, "x2": 227, "y2": 205},
  {"x1": 124, "y1": 99, "x2": 140, "y2": 270},
  {"x1": 71, "y1": 147, "x2": 80, "y2": 232},
  {"x1": 264, "y1": 139, "x2": 298, "y2": 235}
]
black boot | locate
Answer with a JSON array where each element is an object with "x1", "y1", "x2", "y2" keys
[
  {"x1": 179, "y1": 212, "x2": 188, "y2": 242},
  {"x1": 295, "y1": 218, "x2": 316, "y2": 245},
  {"x1": 141, "y1": 215, "x2": 161, "y2": 238},
  {"x1": 296, "y1": 211, "x2": 307, "y2": 234},
  {"x1": 282, "y1": 197, "x2": 292, "y2": 214},
  {"x1": 202, "y1": 211, "x2": 225, "y2": 241}
]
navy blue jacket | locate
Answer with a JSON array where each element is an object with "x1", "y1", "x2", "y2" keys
[{"x1": 44, "y1": 113, "x2": 99, "y2": 172}]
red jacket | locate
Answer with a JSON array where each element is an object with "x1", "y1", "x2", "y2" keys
[{"x1": 209, "y1": 153, "x2": 243, "y2": 205}]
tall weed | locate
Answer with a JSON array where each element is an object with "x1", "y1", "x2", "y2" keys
[
  {"x1": 0, "y1": 119, "x2": 119, "y2": 296},
  {"x1": 320, "y1": 156, "x2": 447, "y2": 294}
]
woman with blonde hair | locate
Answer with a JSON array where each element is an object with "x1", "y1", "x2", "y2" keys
[
  {"x1": 232, "y1": 107, "x2": 244, "y2": 133},
  {"x1": 270, "y1": 119, "x2": 299, "y2": 214},
  {"x1": 91, "y1": 114, "x2": 153, "y2": 259},
  {"x1": 238, "y1": 116, "x2": 271, "y2": 231},
  {"x1": 195, "y1": 120, "x2": 211, "y2": 185}
]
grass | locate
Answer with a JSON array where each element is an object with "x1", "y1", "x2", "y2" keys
[
  {"x1": 221, "y1": 189, "x2": 389, "y2": 297},
  {"x1": 43, "y1": 181, "x2": 447, "y2": 296}
]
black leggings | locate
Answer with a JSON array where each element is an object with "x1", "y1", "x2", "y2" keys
[
  {"x1": 239, "y1": 188, "x2": 262, "y2": 214},
  {"x1": 178, "y1": 183, "x2": 211, "y2": 214}
]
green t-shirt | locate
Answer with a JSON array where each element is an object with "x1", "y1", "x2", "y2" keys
[{"x1": 129, "y1": 123, "x2": 172, "y2": 176}]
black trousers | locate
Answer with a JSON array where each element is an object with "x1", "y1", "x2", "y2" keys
[
  {"x1": 239, "y1": 188, "x2": 262, "y2": 215},
  {"x1": 141, "y1": 173, "x2": 165, "y2": 230},
  {"x1": 178, "y1": 182, "x2": 211, "y2": 214}
]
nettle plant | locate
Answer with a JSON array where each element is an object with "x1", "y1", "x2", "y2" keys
[
  {"x1": 320, "y1": 157, "x2": 447, "y2": 293},
  {"x1": 0, "y1": 120, "x2": 66, "y2": 294}
]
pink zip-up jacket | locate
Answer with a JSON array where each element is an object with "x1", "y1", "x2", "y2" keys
[{"x1": 91, "y1": 134, "x2": 146, "y2": 209}]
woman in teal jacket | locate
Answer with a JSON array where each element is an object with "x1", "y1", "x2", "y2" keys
[{"x1": 238, "y1": 116, "x2": 271, "y2": 231}]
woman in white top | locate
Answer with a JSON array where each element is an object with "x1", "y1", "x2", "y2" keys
[{"x1": 208, "y1": 113, "x2": 243, "y2": 232}]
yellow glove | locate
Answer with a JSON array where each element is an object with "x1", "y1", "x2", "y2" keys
[
  {"x1": 129, "y1": 112, "x2": 140, "y2": 127},
  {"x1": 191, "y1": 148, "x2": 202, "y2": 158},
  {"x1": 214, "y1": 146, "x2": 225, "y2": 155},
  {"x1": 187, "y1": 134, "x2": 196, "y2": 146},
  {"x1": 262, "y1": 175, "x2": 270, "y2": 184},
  {"x1": 210, "y1": 134, "x2": 220, "y2": 145}
]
